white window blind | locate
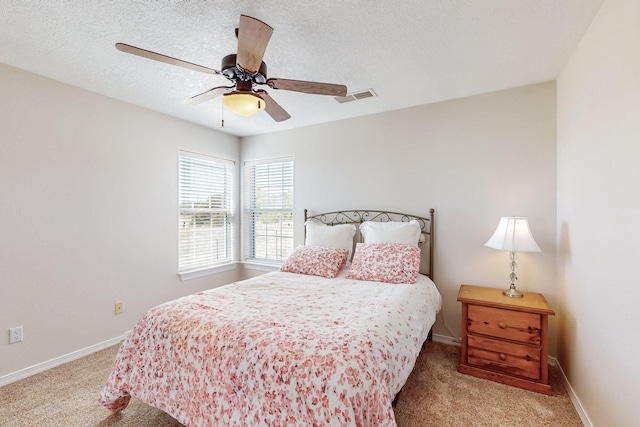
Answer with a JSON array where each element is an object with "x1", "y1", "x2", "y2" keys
[
  {"x1": 244, "y1": 158, "x2": 294, "y2": 263},
  {"x1": 179, "y1": 153, "x2": 234, "y2": 272}
]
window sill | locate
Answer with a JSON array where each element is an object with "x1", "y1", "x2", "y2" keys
[
  {"x1": 241, "y1": 261, "x2": 282, "y2": 272},
  {"x1": 178, "y1": 262, "x2": 239, "y2": 281}
]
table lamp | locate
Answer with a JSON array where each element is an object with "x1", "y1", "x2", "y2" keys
[{"x1": 485, "y1": 216, "x2": 541, "y2": 298}]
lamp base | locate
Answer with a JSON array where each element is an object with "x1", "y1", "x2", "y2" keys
[{"x1": 503, "y1": 287, "x2": 524, "y2": 298}]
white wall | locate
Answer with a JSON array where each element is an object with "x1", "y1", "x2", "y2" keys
[
  {"x1": 242, "y1": 82, "x2": 558, "y2": 352},
  {"x1": 0, "y1": 62, "x2": 561, "y2": 393},
  {"x1": 557, "y1": 0, "x2": 640, "y2": 425},
  {"x1": 0, "y1": 63, "x2": 242, "y2": 377}
]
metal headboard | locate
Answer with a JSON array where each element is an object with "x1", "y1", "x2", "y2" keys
[{"x1": 304, "y1": 209, "x2": 435, "y2": 279}]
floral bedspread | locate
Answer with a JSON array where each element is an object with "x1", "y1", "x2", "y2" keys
[{"x1": 99, "y1": 269, "x2": 441, "y2": 426}]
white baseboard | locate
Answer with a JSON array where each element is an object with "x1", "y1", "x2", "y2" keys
[
  {"x1": 552, "y1": 357, "x2": 593, "y2": 427},
  {"x1": 432, "y1": 333, "x2": 462, "y2": 346},
  {"x1": 0, "y1": 334, "x2": 126, "y2": 387},
  {"x1": 432, "y1": 337, "x2": 591, "y2": 426}
]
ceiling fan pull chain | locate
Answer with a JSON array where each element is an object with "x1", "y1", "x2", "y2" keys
[{"x1": 221, "y1": 101, "x2": 225, "y2": 127}]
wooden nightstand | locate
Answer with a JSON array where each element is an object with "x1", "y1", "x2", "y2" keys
[{"x1": 457, "y1": 284, "x2": 555, "y2": 395}]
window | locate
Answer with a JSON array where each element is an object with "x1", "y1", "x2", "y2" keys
[
  {"x1": 178, "y1": 152, "x2": 234, "y2": 273},
  {"x1": 244, "y1": 158, "x2": 294, "y2": 263}
]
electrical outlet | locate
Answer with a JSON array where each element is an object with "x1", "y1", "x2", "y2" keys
[
  {"x1": 115, "y1": 302, "x2": 124, "y2": 315},
  {"x1": 9, "y1": 326, "x2": 23, "y2": 344}
]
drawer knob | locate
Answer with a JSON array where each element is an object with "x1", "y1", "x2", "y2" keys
[
  {"x1": 499, "y1": 352, "x2": 507, "y2": 361},
  {"x1": 499, "y1": 321, "x2": 507, "y2": 329}
]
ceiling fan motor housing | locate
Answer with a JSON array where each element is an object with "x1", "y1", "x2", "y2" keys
[{"x1": 221, "y1": 54, "x2": 267, "y2": 84}]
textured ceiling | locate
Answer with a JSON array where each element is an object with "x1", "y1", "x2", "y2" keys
[{"x1": 0, "y1": 1, "x2": 603, "y2": 137}]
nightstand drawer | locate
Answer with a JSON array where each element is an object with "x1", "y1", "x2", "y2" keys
[
  {"x1": 467, "y1": 305, "x2": 542, "y2": 345},
  {"x1": 467, "y1": 335, "x2": 541, "y2": 380}
]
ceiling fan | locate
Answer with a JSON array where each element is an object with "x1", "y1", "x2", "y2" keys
[{"x1": 116, "y1": 14, "x2": 348, "y2": 122}]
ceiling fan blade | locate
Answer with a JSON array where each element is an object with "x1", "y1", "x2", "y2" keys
[
  {"x1": 257, "y1": 91, "x2": 291, "y2": 122},
  {"x1": 116, "y1": 43, "x2": 221, "y2": 75},
  {"x1": 183, "y1": 86, "x2": 234, "y2": 105},
  {"x1": 236, "y1": 15, "x2": 273, "y2": 74},
  {"x1": 266, "y1": 78, "x2": 347, "y2": 97}
]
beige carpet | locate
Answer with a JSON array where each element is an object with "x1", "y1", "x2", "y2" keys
[{"x1": 0, "y1": 341, "x2": 582, "y2": 426}]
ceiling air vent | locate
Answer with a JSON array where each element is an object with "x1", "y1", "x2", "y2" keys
[{"x1": 334, "y1": 89, "x2": 377, "y2": 104}]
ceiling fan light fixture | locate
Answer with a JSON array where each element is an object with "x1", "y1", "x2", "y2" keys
[{"x1": 222, "y1": 91, "x2": 265, "y2": 116}]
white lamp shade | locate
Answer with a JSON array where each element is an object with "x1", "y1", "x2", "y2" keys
[{"x1": 484, "y1": 217, "x2": 541, "y2": 253}]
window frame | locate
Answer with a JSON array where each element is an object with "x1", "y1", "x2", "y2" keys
[
  {"x1": 177, "y1": 151, "x2": 235, "y2": 277},
  {"x1": 243, "y1": 156, "x2": 294, "y2": 265}
]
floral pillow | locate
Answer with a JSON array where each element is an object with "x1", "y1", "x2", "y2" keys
[
  {"x1": 346, "y1": 242, "x2": 421, "y2": 284},
  {"x1": 280, "y1": 246, "x2": 349, "y2": 278}
]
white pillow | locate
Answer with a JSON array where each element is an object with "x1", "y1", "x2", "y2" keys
[
  {"x1": 305, "y1": 221, "x2": 356, "y2": 257},
  {"x1": 360, "y1": 220, "x2": 421, "y2": 247}
]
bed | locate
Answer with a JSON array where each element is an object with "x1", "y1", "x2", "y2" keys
[{"x1": 99, "y1": 209, "x2": 441, "y2": 426}]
